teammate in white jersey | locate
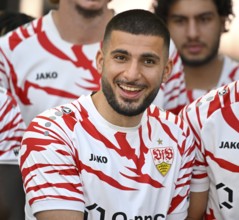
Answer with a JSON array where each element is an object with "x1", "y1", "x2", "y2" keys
[
  {"x1": 0, "y1": 1, "x2": 186, "y2": 127},
  {"x1": 154, "y1": 0, "x2": 239, "y2": 104},
  {"x1": 180, "y1": 80, "x2": 239, "y2": 219},
  {"x1": 20, "y1": 10, "x2": 195, "y2": 220},
  {"x1": 0, "y1": 87, "x2": 26, "y2": 220}
]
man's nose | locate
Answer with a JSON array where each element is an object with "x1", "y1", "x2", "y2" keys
[
  {"x1": 186, "y1": 20, "x2": 199, "y2": 39},
  {"x1": 123, "y1": 60, "x2": 141, "y2": 80}
]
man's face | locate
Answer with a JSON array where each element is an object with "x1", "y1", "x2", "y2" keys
[
  {"x1": 96, "y1": 30, "x2": 172, "y2": 116},
  {"x1": 167, "y1": 0, "x2": 225, "y2": 66},
  {"x1": 73, "y1": 0, "x2": 110, "y2": 17}
]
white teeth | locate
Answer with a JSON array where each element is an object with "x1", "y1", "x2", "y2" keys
[{"x1": 120, "y1": 85, "x2": 141, "y2": 92}]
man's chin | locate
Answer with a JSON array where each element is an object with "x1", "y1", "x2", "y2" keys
[{"x1": 75, "y1": 4, "x2": 103, "y2": 18}]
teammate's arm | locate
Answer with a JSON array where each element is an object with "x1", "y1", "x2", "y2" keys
[
  {"x1": 186, "y1": 190, "x2": 208, "y2": 220},
  {"x1": 36, "y1": 210, "x2": 84, "y2": 220}
]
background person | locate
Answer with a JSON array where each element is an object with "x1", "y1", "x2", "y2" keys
[
  {"x1": 0, "y1": 11, "x2": 33, "y2": 220},
  {"x1": 181, "y1": 80, "x2": 239, "y2": 219},
  {"x1": 0, "y1": 87, "x2": 26, "y2": 220},
  {"x1": 20, "y1": 9, "x2": 195, "y2": 220},
  {"x1": 0, "y1": 0, "x2": 115, "y2": 126},
  {"x1": 154, "y1": 0, "x2": 239, "y2": 104}
]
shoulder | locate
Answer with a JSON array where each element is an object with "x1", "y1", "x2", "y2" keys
[
  {"x1": 222, "y1": 55, "x2": 239, "y2": 73},
  {"x1": 147, "y1": 104, "x2": 190, "y2": 133},
  {"x1": 181, "y1": 80, "x2": 239, "y2": 125},
  {"x1": 0, "y1": 14, "x2": 49, "y2": 51},
  {"x1": 29, "y1": 96, "x2": 85, "y2": 130}
]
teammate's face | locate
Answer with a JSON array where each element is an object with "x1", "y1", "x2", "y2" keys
[
  {"x1": 167, "y1": 0, "x2": 225, "y2": 66},
  {"x1": 96, "y1": 31, "x2": 172, "y2": 117},
  {"x1": 73, "y1": 0, "x2": 110, "y2": 18}
]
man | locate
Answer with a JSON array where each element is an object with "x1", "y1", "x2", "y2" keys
[
  {"x1": 154, "y1": 0, "x2": 239, "y2": 104},
  {"x1": 181, "y1": 80, "x2": 239, "y2": 219},
  {"x1": 0, "y1": 0, "x2": 186, "y2": 127},
  {"x1": 0, "y1": 87, "x2": 26, "y2": 220},
  {"x1": 20, "y1": 10, "x2": 195, "y2": 220},
  {"x1": 0, "y1": 11, "x2": 34, "y2": 220}
]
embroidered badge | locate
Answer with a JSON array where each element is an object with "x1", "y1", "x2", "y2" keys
[{"x1": 150, "y1": 147, "x2": 174, "y2": 176}]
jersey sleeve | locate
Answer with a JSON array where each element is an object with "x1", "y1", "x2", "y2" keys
[
  {"x1": 167, "y1": 118, "x2": 196, "y2": 218},
  {"x1": 0, "y1": 88, "x2": 25, "y2": 164},
  {"x1": 19, "y1": 107, "x2": 85, "y2": 216},
  {"x1": 180, "y1": 99, "x2": 210, "y2": 193}
]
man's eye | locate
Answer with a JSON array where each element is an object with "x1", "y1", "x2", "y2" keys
[
  {"x1": 199, "y1": 16, "x2": 211, "y2": 23},
  {"x1": 173, "y1": 18, "x2": 186, "y2": 25},
  {"x1": 114, "y1": 55, "x2": 126, "y2": 61},
  {"x1": 144, "y1": 59, "x2": 155, "y2": 65}
]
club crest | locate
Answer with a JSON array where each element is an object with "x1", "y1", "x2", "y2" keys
[{"x1": 150, "y1": 147, "x2": 174, "y2": 176}]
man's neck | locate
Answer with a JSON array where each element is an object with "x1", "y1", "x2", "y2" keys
[
  {"x1": 184, "y1": 55, "x2": 224, "y2": 90},
  {"x1": 52, "y1": 6, "x2": 114, "y2": 45},
  {"x1": 92, "y1": 91, "x2": 143, "y2": 128}
]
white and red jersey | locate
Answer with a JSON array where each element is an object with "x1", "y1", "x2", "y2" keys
[
  {"x1": 181, "y1": 80, "x2": 239, "y2": 220},
  {"x1": 0, "y1": 11, "x2": 186, "y2": 126},
  {"x1": 0, "y1": 87, "x2": 25, "y2": 165},
  {"x1": 20, "y1": 95, "x2": 195, "y2": 220},
  {"x1": 154, "y1": 39, "x2": 186, "y2": 115},
  {"x1": 186, "y1": 56, "x2": 239, "y2": 103}
]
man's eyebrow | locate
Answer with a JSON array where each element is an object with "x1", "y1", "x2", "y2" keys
[
  {"x1": 111, "y1": 50, "x2": 160, "y2": 60},
  {"x1": 169, "y1": 11, "x2": 214, "y2": 19},
  {"x1": 141, "y1": 53, "x2": 160, "y2": 61},
  {"x1": 111, "y1": 49, "x2": 129, "y2": 56}
]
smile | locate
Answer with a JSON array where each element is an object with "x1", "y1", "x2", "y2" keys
[{"x1": 119, "y1": 84, "x2": 143, "y2": 92}]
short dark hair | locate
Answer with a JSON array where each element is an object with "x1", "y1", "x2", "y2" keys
[
  {"x1": 103, "y1": 9, "x2": 170, "y2": 56},
  {"x1": 154, "y1": 0, "x2": 234, "y2": 32}
]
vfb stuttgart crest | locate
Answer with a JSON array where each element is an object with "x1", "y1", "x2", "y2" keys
[{"x1": 151, "y1": 147, "x2": 174, "y2": 176}]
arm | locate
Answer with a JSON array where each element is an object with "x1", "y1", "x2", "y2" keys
[
  {"x1": 20, "y1": 107, "x2": 85, "y2": 218},
  {"x1": 36, "y1": 210, "x2": 84, "y2": 220},
  {"x1": 186, "y1": 191, "x2": 208, "y2": 220},
  {"x1": 167, "y1": 119, "x2": 196, "y2": 219},
  {"x1": 180, "y1": 101, "x2": 210, "y2": 220}
]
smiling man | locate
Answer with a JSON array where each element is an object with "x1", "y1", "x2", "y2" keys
[{"x1": 20, "y1": 9, "x2": 195, "y2": 220}]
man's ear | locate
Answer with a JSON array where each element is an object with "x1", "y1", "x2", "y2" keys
[
  {"x1": 162, "y1": 59, "x2": 173, "y2": 83},
  {"x1": 220, "y1": 16, "x2": 227, "y2": 33},
  {"x1": 96, "y1": 49, "x2": 104, "y2": 74}
]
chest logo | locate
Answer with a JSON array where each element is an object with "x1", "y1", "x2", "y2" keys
[
  {"x1": 36, "y1": 71, "x2": 58, "y2": 80},
  {"x1": 150, "y1": 147, "x2": 174, "y2": 176}
]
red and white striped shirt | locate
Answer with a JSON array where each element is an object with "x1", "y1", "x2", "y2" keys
[
  {"x1": 181, "y1": 80, "x2": 239, "y2": 220},
  {"x1": 20, "y1": 95, "x2": 195, "y2": 220},
  {"x1": 186, "y1": 56, "x2": 239, "y2": 103},
  {"x1": 0, "y1": 87, "x2": 25, "y2": 164}
]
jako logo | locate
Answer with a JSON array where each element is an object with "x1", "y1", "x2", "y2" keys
[
  {"x1": 36, "y1": 72, "x2": 58, "y2": 80},
  {"x1": 219, "y1": 141, "x2": 239, "y2": 149},
  {"x1": 89, "y1": 154, "x2": 108, "y2": 163}
]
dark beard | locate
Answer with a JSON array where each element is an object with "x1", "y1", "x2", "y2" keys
[
  {"x1": 101, "y1": 75, "x2": 160, "y2": 117},
  {"x1": 75, "y1": 4, "x2": 103, "y2": 18},
  {"x1": 181, "y1": 42, "x2": 219, "y2": 67}
]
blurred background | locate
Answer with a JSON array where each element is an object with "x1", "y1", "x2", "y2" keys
[{"x1": 0, "y1": 0, "x2": 238, "y2": 60}]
